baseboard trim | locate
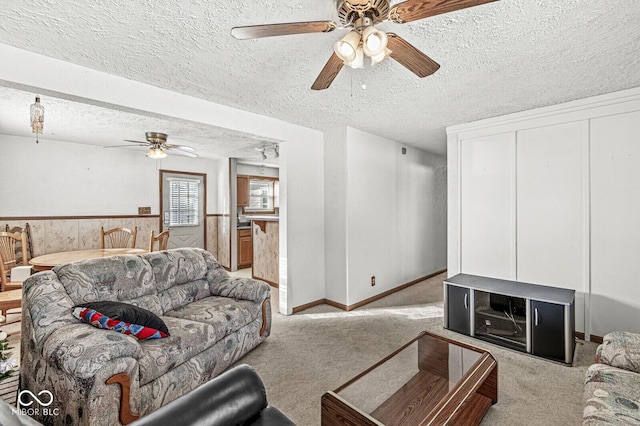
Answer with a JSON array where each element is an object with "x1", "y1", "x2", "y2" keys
[
  {"x1": 575, "y1": 332, "x2": 603, "y2": 344},
  {"x1": 589, "y1": 334, "x2": 604, "y2": 344},
  {"x1": 254, "y1": 274, "x2": 279, "y2": 288},
  {"x1": 291, "y1": 299, "x2": 331, "y2": 314},
  {"x1": 292, "y1": 269, "x2": 447, "y2": 314}
]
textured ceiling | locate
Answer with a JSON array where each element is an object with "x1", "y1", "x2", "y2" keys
[
  {"x1": 0, "y1": 85, "x2": 282, "y2": 164},
  {"x1": 0, "y1": 0, "x2": 639, "y2": 157}
]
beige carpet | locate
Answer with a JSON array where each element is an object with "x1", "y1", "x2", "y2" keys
[
  {"x1": 236, "y1": 273, "x2": 597, "y2": 426},
  {"x1": 3, "y1": 272, "x2": 596, "y2": 425}
]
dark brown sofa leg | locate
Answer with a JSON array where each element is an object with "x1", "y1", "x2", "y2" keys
[{"x1": 106, "y1": 373, "x2": 140, "y2": 425}]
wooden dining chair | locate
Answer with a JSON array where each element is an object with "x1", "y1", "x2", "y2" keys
[
  {"x1": 5, "y1": 223, "x2": 33, "y2": 264},
  {"x1": 0, "y1": 230, "x2": 28, "y2": 285},
  {"x1": 149, "y1": 230, "x2": 170, "y2": 252},
  {"x1": 101, "y1": 226, "x2": 138, "y2": 249},
  {"x1": 0, "y1": 254, "x2": 22, "y2": 322}
]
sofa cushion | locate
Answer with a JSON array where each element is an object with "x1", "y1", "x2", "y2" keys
[
  {"x1": 583, "y1": 363, "x2": 640, "y2": 424},
  {"x1": 74, "y1": 301, "x2": 170, "y2": 335},
  {"x1": 55, "y1": 255, "x2": 156, "y2": 308},
  {"x1": 163, "y1": 296, "x2": 262, "y2": 342},
  {"x1": 143, "y1": 249, "x2": 210, "y2": 293},
  {"x1": 137, "y1": 316, "x2": 216, "y2": 385},
  {"x1": 596, "y1": 331, "x2": 640, "y2": 374},
  {"x1": 157, "y1": 279, "x2": 211, "y2": 314}
]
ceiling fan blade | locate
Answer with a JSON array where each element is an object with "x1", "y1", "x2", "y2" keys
[
  {"x1": 311, "y1": 53, "x2": 344, "y2": 91},
  {"x1": 122, "y1": 139, "x2": 150, "y2": 145},
  {"x1": 164, "y1": 143, "x2": 196, "y2": 152},
  {"x1": 389, "y1": 0, "x2": 498, "y2": 23},
  {"x1": 103, "y1": 144, "x2": 148, "y2": 148},
  {"x1": 387, "y1": 33, "x2": 440, "y2": 78},
  {"x1": 231, "y1": 21, "x2": 337, "y2": 40},
  {"x1": 167, "y1": 147, "x2": 199, "y2": 158}
]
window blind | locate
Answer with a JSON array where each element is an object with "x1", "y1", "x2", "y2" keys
[{"x1": 168, "y1": 179, "x2": 199, "y2": 226}]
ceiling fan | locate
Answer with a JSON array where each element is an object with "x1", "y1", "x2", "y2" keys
[
  {"x1": 231, "y1": 0, "x2": 498, "y2": 90},
  {"x1": 104, "y1": 132, "x2": 199, "y2": 159}
]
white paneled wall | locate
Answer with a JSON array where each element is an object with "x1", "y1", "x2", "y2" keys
[
  {"x1": 516, "y1": 122, "x2": 589, "y2": 332},
  {"x1": 448, "y1": 87, "x2": 640, "y2": 339},
  {"x1": 590, "y1": 111, "x2": 640, "y2": 337},
  {"x1": 460, "y1": 133, "x2": 516, "y2": 280}
]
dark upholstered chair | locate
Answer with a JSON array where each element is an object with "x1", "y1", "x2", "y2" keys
[
  {"x1": 131, "y1": 364, "x2": 295, "y2": 426},
  {"x1": 0, "y1": 365, "x2": 294, "y2": 426}
]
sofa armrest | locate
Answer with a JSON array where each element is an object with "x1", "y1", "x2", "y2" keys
[
  {"x1": 42, "y1": 323, "x2": 142, "y2": 379},
  {"x1": 131, "y1": 364, "x2": 294, "y2": 426},
  {"x1": 23, "y1": 271, "x2": 79, "y2": 354},
  {"x1": 210, "y1": 277, "x2": 271, "y2": 303},
  {"x1": 595, "y1": 331, "x2": 640, "y2": 374}
]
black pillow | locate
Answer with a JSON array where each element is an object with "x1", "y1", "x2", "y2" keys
[{"x1": 73, "y1": 301, "x2": 170, "y2": 335}]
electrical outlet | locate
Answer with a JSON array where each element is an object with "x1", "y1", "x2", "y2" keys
[{"x1": 371, "y1": 276, "x2": 375, "y2": 286}]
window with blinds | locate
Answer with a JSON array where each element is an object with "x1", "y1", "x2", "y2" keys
[
  {"x1": 168, "y1": 178, "x2": 199, "y2": 226},
  {"x1": 247, "y1": 179, "x2": 274, "y2": 211}
]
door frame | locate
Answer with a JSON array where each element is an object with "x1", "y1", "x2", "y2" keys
[{"x1": 159, "y1": 169, "x2": 207, "y2": 250}]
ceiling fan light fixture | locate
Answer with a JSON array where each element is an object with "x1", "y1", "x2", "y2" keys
[
  {"x1": 349, "y1": 46, "x2": 365, "y2": 69},
  {"x1": 362, "y1": 26, "x2": 388, "y2": 57},
  {"x1": 146, "y1": 145, "x2": 167, "y2": 159},
  {"x1": 334, "y1": 31, "x2": 361, "y2": 62},
  {"x1": 370, "y1": 47, "x2": 392, "y2": 66}
]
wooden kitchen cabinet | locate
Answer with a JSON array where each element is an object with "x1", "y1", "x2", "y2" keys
[
  {"x1": 238, "y1": 228, "x2": 252, "y2": 268},
  {"x1": 237, "y1": 175, "x2": 249, "y2": 206}
]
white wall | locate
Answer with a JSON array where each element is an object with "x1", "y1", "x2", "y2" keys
[
  {"x1": 447, "y1": 86, "x2": 640, "y2": 339},
  {"x1": 324, "y1": 127, "x2": 348, "y2": 304},
  {"x1": 279, "y1": 135, "x2": 325, "y2": 314},
  {"x1": 325, "y1": 127, "x2": 447, "y2": 307},
  {"x1": 590, "y1": 110, "x2": 640, "y2": 336},
  {"x1": 459, "y1": 133, "x2": 516, "y2": 280},
  {"x1": 0, "y1": 134, "x2": 221, "y2": 216}
]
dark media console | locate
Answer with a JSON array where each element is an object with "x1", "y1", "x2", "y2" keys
[{"x1": 444, "y1": 273, "x2": 575, "y2": 364}]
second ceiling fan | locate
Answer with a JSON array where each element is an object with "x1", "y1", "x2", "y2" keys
[{"x1": 231, "y1": 0, "x2": 498, "y2": 90}]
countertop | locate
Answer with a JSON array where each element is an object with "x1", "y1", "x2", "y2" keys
[
  {"x1": 237, "y1": 215, "x2": 279, "y2": 229},
  {"x1": 248, "y1": 215, "x2": 279, "y2": 221}
]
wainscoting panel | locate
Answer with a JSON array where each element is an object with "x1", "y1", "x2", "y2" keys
[{"x1": 3, "y1": 216, "x2": 160, "y2": 256}]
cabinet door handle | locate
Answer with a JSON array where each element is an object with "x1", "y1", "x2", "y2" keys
[
  {"x1": 534, "y1": 307, "x2": 539, "y2": 326},
  {"x1": 464, "y1": 294, "x2": 468, "y2": 309}
]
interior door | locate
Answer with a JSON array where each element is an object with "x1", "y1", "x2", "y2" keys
[{"x1": 161, "y1": 171, "x2": 205, "y2": 249}]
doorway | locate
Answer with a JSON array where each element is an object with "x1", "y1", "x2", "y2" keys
[{"x1": 160, "y1": 170, "x2": 206, "y2": 249}]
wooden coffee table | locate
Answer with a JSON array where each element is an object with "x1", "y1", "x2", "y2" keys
[{"x1": 321, "y1": 331, "x2": 498, "y2": 426}]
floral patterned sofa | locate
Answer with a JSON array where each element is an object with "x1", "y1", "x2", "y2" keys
[
  {"x1": 583, "y1": 331, "x2": 640, "y2": 424},
  {"x1": 20, "y1": 248, "x2": 271, "y2": 426}
]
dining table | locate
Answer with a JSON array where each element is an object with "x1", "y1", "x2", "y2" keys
[{"x1": 29, "y1": 248, "x2": 148, "y2": 272}]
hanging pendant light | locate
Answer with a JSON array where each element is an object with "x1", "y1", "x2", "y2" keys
[{"x1": 30, "y1": 96, "x2": 45, "y2": 143}]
